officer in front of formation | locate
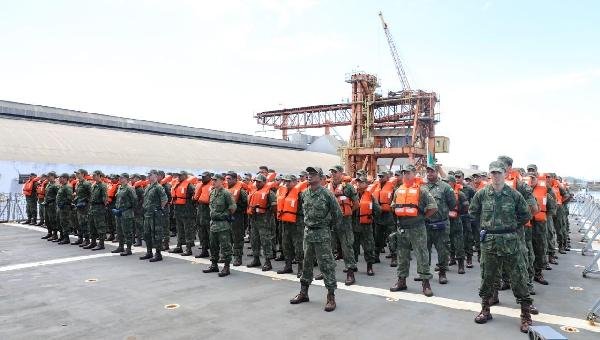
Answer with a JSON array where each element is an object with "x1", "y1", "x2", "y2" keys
[
  {"x1": 470, "y1": 161, "x2": 533, "y2": 333},
  {"x1": 139, "y1": 169, "x2": 168, "y2": 263}
]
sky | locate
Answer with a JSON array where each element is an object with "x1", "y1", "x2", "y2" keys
[{"x1": 1, "y1": 0, "x2": 598, "y2": 179}]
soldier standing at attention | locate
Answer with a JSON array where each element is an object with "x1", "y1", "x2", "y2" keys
[
  {"x1": 225, "y1": 171, "x2": 248, "y2": 267},
  {"x1": 111, "y1": 173, "x2": 136, "y2": 256},
  {"x1": 246, "y1": 174, "x2": 277, "y2": 271},
  {"x1": 171, "y1": 171, "x2": 196, "y2": 256},
  {"x1": 139, "y1": 170, "x2": 168, "y2": 263},
  {"x1": 453, "y1": 170, "x2": 476, "y2": 268},
  {"x1": 191, "y1": 171, "x2": 213, "y2": 258},
  {"x1": 158, "y1": 170, "x2": 172, "y2": 251},
  {"x1": 446, "y1": 176, "x2": 469, "y2": 275},
  {"x1": 74, "y1": 169, "x2": 93, "y2": 248},
  {"x1": 35, "y1": 174, "x2": 47, "y2": 226},
  {"x1": 202, "y1": 174, "x2": 236, "y2": 277},
  {"x1": 389, "y1": 164, "x2": 438, "y2": 297},
  {"x1": 353, "y1": 175, "x2": 380, "y2": 276},
  {"x1": 290, "y1": 166, "x2": 340, "y2": 312},
  {"x1": 276, "y1": 174, "x2": 304, "y2": 276},
  {"x1": 88, "y1": 170, "x2": 108, "y2": 251},
  {"x1": 470, "y1": 161, "x2": 533, "y2": 333},
  {"x1": 42, "y1": 172, "x2": 59, "y2": 241},
  {"x1": 56, "y1": 173, "x2": 74, "y2": 244},
  {"x1": 21, "y1": 173, "x2": 39, "y2": 225}
]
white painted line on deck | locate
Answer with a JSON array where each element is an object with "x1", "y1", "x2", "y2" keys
[
  {"x1": 0, "y1": 253, "x2": 118, "y2": 272},
  {"x1": 3, "y1": 222, "x2": 600, "y2": 333}
]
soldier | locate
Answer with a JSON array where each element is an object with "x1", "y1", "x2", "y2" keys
[
  {"x1": 202, "y1": 174, "x2": 236, "y2": 277},
  {"x1": 327, "y1": 165, "x2": 358, "y2": 285},
  {"x1": 171, "y1": 171, "x2": 196, "y2": 256},
  {"x1": 56, "y1": 173, "x2": 74, "y2": 244},
  {"x1": 246, "y1": 174, "x2": 277, "y2": 271},
  {"x1": 454, "y1": 170, "x2": 476, "y2": 268},
  {"x1": 389, "y1": 164, "x2": 438, "y2": 297},
  {"x1": 73, "y1": 169, "x2": 93, "y2": 248},
  {"x1": 446, "y1": 176, "x2": 469, "y2": 274},
  {"x1": 88, "y1": 170, "x2": 108, "y2": 251},
  {"x1": 549, "y1": 173, "x2": 570, "y2": 254},
  {"x1": 35, "y1": 174, "x2": 48, "y2": 226},
  {"x1": 225, "y1": 171, "x2": 248, "y2": 266},
  {"x1": 21, "y1": 173, "x2": 38, "y2": 224},
  {"x1": 158, "y1": 170, "x2": 172, "y2": 250},
  {"x1": 105, "y1": 174, "x2": 120, "y2": 242},
  {"x1": 139, "y1": 169, "x2": 168, "y2": 262},
  {"x1": 423, "y1": 164, "x2": 456, "y2": 284},
  {"x1": 131, "y1": 174, "x2": 145, "y2": 247},
  {"x1": 523, "y1": 166, "x2": 550, "y2": 285},
  {"x1": 353, "y1": 175, "x2": 380, "y2": 276},
  {"x1": 290, "y1": 166, "x2": 340, "y2": 312},
  {"x1": 192, "y1": 171, "x2": 212, "y2": 258},
  {"x1": 276, "y1": 174, "x2": 304, "y2": 276},
  {"x1": 470, "y1": 161, "x2": 533, "y2": 333},
  {"x1": 111, "y1": 173, "x2": 136, "y2": 256},
  {"x1": 42, "y1": 172, "x2": 59, "y2": 240},
  {"x1": 373, "y1": 171, "x2": 398, "y2": 267}
]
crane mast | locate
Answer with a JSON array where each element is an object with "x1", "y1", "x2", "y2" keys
[{"x1": 378, "y1": 11, "x2": 411, "y2": 92}]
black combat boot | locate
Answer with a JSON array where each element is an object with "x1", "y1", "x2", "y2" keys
[
  {"x1": 133, "y1": 237, "x2": 142, "y2": 247},
  {"x1": 458, "y1": 259, "x2": 466, "y2": 274},
  {"x1": 367, "y1": 263, "x2": 374, "y2": 276},
  {"x1": 324, "y1": 290, "x2": 336, "y2": 312},
  {"x1": 466, "y1": 255, "x2": 474, "y2": 268},
  {"x1": 169, "y1": 245, "x2": 183, "y2": 254},
  {"x1": 107, "y1": 233, "x2": 115, "y2": 241},
  {"x1": 232, "y1": 255, "x2": 242, "y2": 267},
  {"x1": 149, "y1": 248, "x2": 162, "y2": 262},
  {"x1": 345, "y1": 270, "x2": 355, "y2": 286},
  {"x1": 83, "y1": 239, "x2": 97, "y2": 249},
  {"x1": 422, "y1": 279, "x2": 433, "y2": 297},
  {"x1": 314, "y1": 273, "x2": 324, "y2": 280},
  {"x1": 79, "y1": 238, "x2": 90, "y2": 247},
  {"x1": 51, "y1": 232, "x2": 61, "y2": 242},
  {"x1": 246, "y1": 256, "x2": 261, "y2": 268},
  {"x1": 439, "y1": 270, "x2": 448, "y2": 284},
  {"x1": 21, "y1": 219, "x2": 31, "y2": 225},
  {"x1": 218, "y1": 262, "x2": 231, "y2": 277},
  {"x1": 520, "y1": 303, "x2": 532, "y2": 333},
  {"x1": 534, "y1": 272, "x2": 548, "y2": 285},
  {"x1": 390, "y1": 277, "x2": 407, "y2": 292},
  {"x1": 203, "y1": 262, "x2": 219, "y2": 273},
  {"x1": 290, "y1": 283, "x2": 309, "y2": 304},
  {"x1": 195, "y1": 247, "x2": 210, "y2": 258},
  {"x1": 111, "y1": 242, "x2": 124, "y2": 253},
  {"x1": 262, "y1": 259, "x2": 272, "y2": 271},
  {"x1": 58, "y1": 235, "x2": 70, "y2": 244},
  {"x1": 139, "y1": 245, "x2": 153, "y2": 260},
  {"x1": 162, "y1": 240, "x2": 169, "y2": 251},
  {"x1": 41, "y1": 231, "x2": 52, "y2": 239},
  {"x1": 48, "y1": 231, "x2": 58, "y2": 241},
  {"x1": 277, "y1": 259, "x2": 293, "y2": 274},
  {"x1": 474, "y1": 299, "x2": 492, "y2": 324},
  {"x1": 181, "y1": 244, "x2": 193, "y2": 256},
  {"x1": 92, "y1": 238, "x2": 105, "y2": 251},
  {"x1": 121, "y1": 243, "x2": 132, "y2": 256},
  {"x1": 70, "y1": 236, "x2": 83, "y2": 245},
  {"x1": 448, "y1": 255, "x2": 457, "y2": 266}
]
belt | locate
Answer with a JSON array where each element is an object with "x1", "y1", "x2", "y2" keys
[
  {"x1": 485, "y1": 228, "x2": 516, "y2": 235},
  {"x1": 92, "y1": 202, "x2": 104, "y2": 205},
  {"x1": 306, "y1": 225, "x2": 324, "y2": 230}
]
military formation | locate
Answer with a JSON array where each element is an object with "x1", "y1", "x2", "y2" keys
[{"x1": 20, "y1": 156, "x2": 573, "y2": 333}]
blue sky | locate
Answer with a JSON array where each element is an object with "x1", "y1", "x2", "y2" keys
[{"x1": 1, "y1": 0, "x2": 598, "y2": 179}]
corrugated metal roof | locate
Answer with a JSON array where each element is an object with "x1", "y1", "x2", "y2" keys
[{"x1": 0, "y1": 117, "x2": 339, "y2": 173}]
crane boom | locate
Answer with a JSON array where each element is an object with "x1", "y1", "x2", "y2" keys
[{"x1": 378, "y1": 11, "x2": 411, "y2": 91}]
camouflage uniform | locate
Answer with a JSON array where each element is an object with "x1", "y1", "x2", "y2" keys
[
  {"x1": 24, "y1": 177, "x2": 38, "y2": 223},
  {"x1": 160, "y1": 179, "x2": 172, "y2": 247},
  {"x1": 172, "y1": 176, "x2": 196, "y2": 253},
  {"x1": 43, "y1": 179, "x2": 59, "y2": 237},
  {"x1": 230, "y1": 184, "x2": 248, "y2": 262},
  {"x1": 133, "y1": 183, "x2": 145, "y2": 245},
  {"x1": 423, "y1": 178, "x2": 456, "y2": 274},
  {"x1": 209, "y1": 186, "x2": 236, "y2": 264},
  {"x1": 249, "y1": 185, "x2": 277, "y2": 261},
  {"x1": 330, "y1": 180, "x2": 358, "y2": 271},
  {"x1": 74, "y1": 179, "x2": 92, "y2": 239},
  {"x1": 353, "y1": 191, "x2": 380, "y2": 265},
  {"x1": 449, "y1": 187, "x2": 469, "y2": 261},
  {"x1": 115, "y1": 183, "x2": 137, "y2": 246},
  {"x1": 56, "y1": 181, "x2": 73, "y2": 241},
  {"x1": 142, "y1": 180, "x2": 168, "y2": 252},
  {"x1": 88, "y1": 179, "x2": 108, "y2": 243}
]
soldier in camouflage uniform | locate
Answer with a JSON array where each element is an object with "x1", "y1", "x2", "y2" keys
[
  {"x1": 290, "y1": 166, "x2": 340, "y2": 312},
  {"x1": 36, "y1": 174, "x2": 47, "y2": 226},
  {"x1": 225, "y1": 171, "x2": 248, "y2": 267},
  {"x1": 470, "y1": 161, "x2": 533, "y2": 333},
  {"x1": 56, "y1": 173, "x2": 74, "y2": 244},
  {"x1": 139, "y1": 169, "x2": 168, "y2": 262},
  {"x1": 22, "y1": 173, "x2": 38, "y2": 225},
  {"x1": 158, "y1": 171, "x2": 172, "y2": 251},
  {"x1": 87, "y1": 170, "x2": 108, "y2": 251},
  {"x1": 42, "y1": 172, "x2": 59, "y2": 241},
  {"x1": 193, "y1": 171, "x2": 213, "y2": 258},
  {"x1": 111, "y1": 173, "x2": 137, "y2": 256},
  {"x1": 246, "y1": 174, "x2": 277, "y2": 271},
  {"x1": 389, "y1": 164, "x2": 438, "y2": 297},
  {"x1": 454, "y1": 170, "x2": 476, "y2": 268},
  {"x1": 132, "y1": 174, "x2": 145, "y2": 247},
  {"x1": 423, "y1": 165, "x2": 456, "y2": 284},
  {"x1": 353, "y1": 175, "x2": 380, "y2": 276},
  {"x1": 171, "y1": 171, "x2": 197, "y2": 256},
  {"x1": 276, "y1": 174, "x2": 304, "y2": 276},
  {"x1": 446, "y1": 176, "x2": 469, "y2": 274},
  {"x1": 202, "y1": 174, "x2": 236, "y2": 277},
  {"x1": 73, "y1": 169, "x2": 93, "y2": 247}
]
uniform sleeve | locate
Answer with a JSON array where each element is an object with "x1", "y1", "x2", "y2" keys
[
  {"x1": 515, "y1": 191, "x2": 532, "y2": 225},
  {"x1": 445, "y1": 184, "x2": 457, "y2": 212},
  {"x1": 391, "y1": 189, "x2": 399, "y2": 209},
  {"x1": 459, "y1": 192, "x2": 469, "y2": 213},
  {"x1": 546, "y1": 192, "x2": 557, "y2": 215},
  {"x1": 268, "y1": 191, "x2": 277, "y2": 207},
  {"x1": 327, "y1": 190, "x2": 342, "y2": 222},
  {"x1": 102, "y1": 184, "x2": 108, "y2": 202},
  {"x1": 238, "y1": 190, "x2": 248, "y2": 210},
  {"x1": 159, "y1": 186, "x2": 168, "y2": 206},
  {"x1": 226, "y1": 191, "x2": 237, "y2": 212},
  {"x1": 187, "y1": 184, "x2": 195, "y2": 199},
  {"x1": 518, "y1": 181, "x2": 536, "y2": 207},
  {"x1": 345, "y1": 184, "x2": 358, "y2": 202},
  {"x1": 469, "y1": 190, "x2": 482, "y2": 220},
  {"x1": 164, "y1": 184, "x2": 172, "y2": 202},
  {"x1": 372, "y1": 195, "x2": 381, "y2": 217},
  {"x1": 420, "y1": 187, "x2": 438, "y2": 212}
]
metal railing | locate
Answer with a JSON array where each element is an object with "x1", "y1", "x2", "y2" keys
[
  {"x1": 0, "y1": 193, "x2": 27, "y2": 223},
  {"x1": 569, "y1": 193, "x2": 600, "y2": 277}
]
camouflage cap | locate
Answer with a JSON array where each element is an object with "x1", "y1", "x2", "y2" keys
[
  {"x1": 120, "y1": 173, "x2": 130, "y2": 179},
  {"x1": 92, "y1": 170, "x2": 103, "y2": 176},
  {"x1": 402, "y1": 164, "x2": 417, "y2": 173},
  {"x1": 306, "y1": 166, "x2": 324, "y2": 176},
  {"x1": 283, "y1": 174, "x2": 297, "y2": 182},
  {"x1": 212, "y1": 173, "x2": 224, "y2": 181},
  {"x1": 454, "y1": 170, "x2": 464, "y2": 177},
  {"x1": 254, "y1": 174, "x2": 267, "y2": 182},
  {"x1": 329, "y1": 165, "x2": 344, "y2": 173},
  {"x1": 243, "y1": 172, "x2": 252, "y2": 178},
  {"x1": 178, "y1": 170, "x2": 188, "y2": 177},
  {"x1": 472, "y1": 173, "x2": 481, "y2": 178},
  {"x1": 489, "y1": 161, "x2": 506, "y2": 173},
  {"x1": 497, "y1": 155, "x2": 513, "y2": 167},
  {"x1": 465, "y1": 176, "x2": 473, "y2": 181},
  {"x1": 448, "y1": 170, "x2": 455, "y2": 176},
  {"x1": 200, "y1": 171, "x2": 212, "y2": 178},
  {"x1": 377, "y1": 171, "x2": 388, "y2": 177},
  {"x1": 394, "y1": 169, "x2": 403, "y2": 176},
  {"x1": 298, "y1": 170, "x2": 308, "y2": 177},
  {"x1": 60, "y1": 173, "x2": 70, "y2": 179},
  {"x1": 526, "y1": 172, "x2": 537, "y2": 178},
  {"x1": 258, "y1": 165, "x2": 269, "y2": 171},
  {"x1": 356, "y1": 169, "x2": 367, "y2": 175},
  {"x1": 425, "y1": 164, "x2": 436, "y2": 170},
  {"x1": 355, "y1": 175, "x2": 368, "y2": 182},
  {"x1": 446, "y1": 176, "x2": 457, "y2": 183},
  {"x1": 29, "y1": 172, "x2": 37, "y2": 177},
  {"x1": 131, "y1": 173, "x2": 140, "y2": 179},
  {"x1": 47, "y1": 171, "x2": 57, "y2": 178},
  {"x1": 276, "y1": 174, "x2": 284, "y2": 181},
  {"x1": 226, "y1": 171, "x2": 238, "y2": 178},
  {"x1": 147, "y1": 169, "x2": 159, "y2": 176},
  {"x1": 526, "y1": 164, "x2": 538, "y2": 172},
  {"x1": 75, "y1": 169, "x2": 87, "y2": 175}
]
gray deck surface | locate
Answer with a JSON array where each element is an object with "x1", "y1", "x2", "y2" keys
[{"x1": 0, "y1": 219, "x2": 598, "y2": 340}]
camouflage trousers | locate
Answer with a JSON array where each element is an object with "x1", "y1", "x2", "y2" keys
[
  {"x1": 174, "y1": 214, "x2": 196, "y2": 247},
  {"x1": 76, "y1": 207, "x2": 90, "y2": 238},
  {"x1": 524, "y1": 227, "x2": 535, "y2": 284},
  {"x1": 25, "y1": 197, "x2": 37, "y2": 221},
  {"x1": 116, "y1": 216, "x2": 134, "y2": 245},
  {"x1": 479, "y1": 244, "x2": 533, "y2": 305},
  {"x1": 162, "y1": 205, "x2": 171, "y2": 243},
  {"x1": 58, "y1": 208, "x2": 71, "y2": 237},
  {"x1": 353, "y1": 223, "x2": 376, "y2": 264},
  {"x1": 426, "y1": 223, "x2": 450, "y2": 272},
  {"x1": 461, "y1": 215, "x2": 474, "y2": 257},
  {"x1": 449, "y1": 217, "x2": 465, "y2": 259},
  {"x1": 89, "y1": 208, "x2": 107, "y2": 240},
  {"x1": 231, "y1": 213, "x2": 246, "y2": 257},
  {"x1": 531, "y1": 220, "x2": 548, "y2": 274},
  {"x1": 300, "y1": 227, "x2": 337, "y2": 290},
  {"x1": 471, "y1": 218, "x2": 481, "y2": 253},
  {"x1": 37, "y1": 198, "x2": 45, "y2": 223},
  {"x1": 134, "y1": 214, "x2": 144, "y2": 240},
  {"x1": 105, "y1": 205, "x2": 115, "y2": 235},
  {"x1": 45, "y1": 203, "x2": 57, "y2": 232},
  {"x1": 250, "y1": 214, "x2": 274, "y2": 259},
  {"x1": 281, "y1": 221, "x2": 304, "y2": 262},
  {"x1": 143, "y1": 213, "x2": 163, "y2": 249},
  {"x1": 554, "y1": 206, "x2": 567, "y2": 249},
  {"x1": 210, "y1": 228, "x2": 232, "y2": 263},
  {"x1": 374, "y1": 213, "x2": 395, "y2": 253},
  {"x1": 395, "y1": 224, "x2": 432, "y2": 280},
  {"x1": 333, "y1": 216, "x2": 357, "y2": 270},
  {"x1": 546, "y1": 216, "x2": 557, "y2": 256}
]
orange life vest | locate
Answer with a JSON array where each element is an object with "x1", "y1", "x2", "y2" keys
[
  {"x1": 296, "y1": 180, "x2": 309, "y2": 193},
  {"x1": 134, "y1": 180, "x2": 148, "y2": 189},
  {"x1": 160, "y1": 175, "x2": 172, "y2": 185},
  {"x1": 358, "y1": 190, "x2": 374, "y2": 224},
  {"x1": 22, "y1": 178, "x2": 38, "y2": 197},
  {"x1": 36, "y1": 179, "x2": 47, "y2": 199},
  {"x1": 266, "y1": 172, "x2": 277, "y2": 182},
  {"x1": 279, "y1": 186, "x2": 301, "y2": 223},
  {"x1": 448, "y1": 184, "x2": 461, "y2": 219},
  {"x1": 227, "y1": 181, "x2": 244, "y2": 203},
  {"x1": 393, "y1": 182, "x2": 421, "y2": 217},
  {"x1": 194, "y1": 181, "x2": 213, "y2": 204},
  {"x1": 551, "y1": 180, "x2": 563, "y2": 205},
  {"x1": 171, "y1": 177, "x2": 193, "y2": 205},
  {"x1": 327, "y1": 182, "x2": 353, "y2": 217},
  {"x1": 377, "y1": 180, "x2": 395, "y2": 212},
  {"x1": 107, "y1": 182, "x2": 120, "y2": 204},
  {"x1": 276, "y1": 185, "x2": 288, "y2": 221},
  {"x1": 248, "y1": 185, "x2": 271, "y2": 215}
]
